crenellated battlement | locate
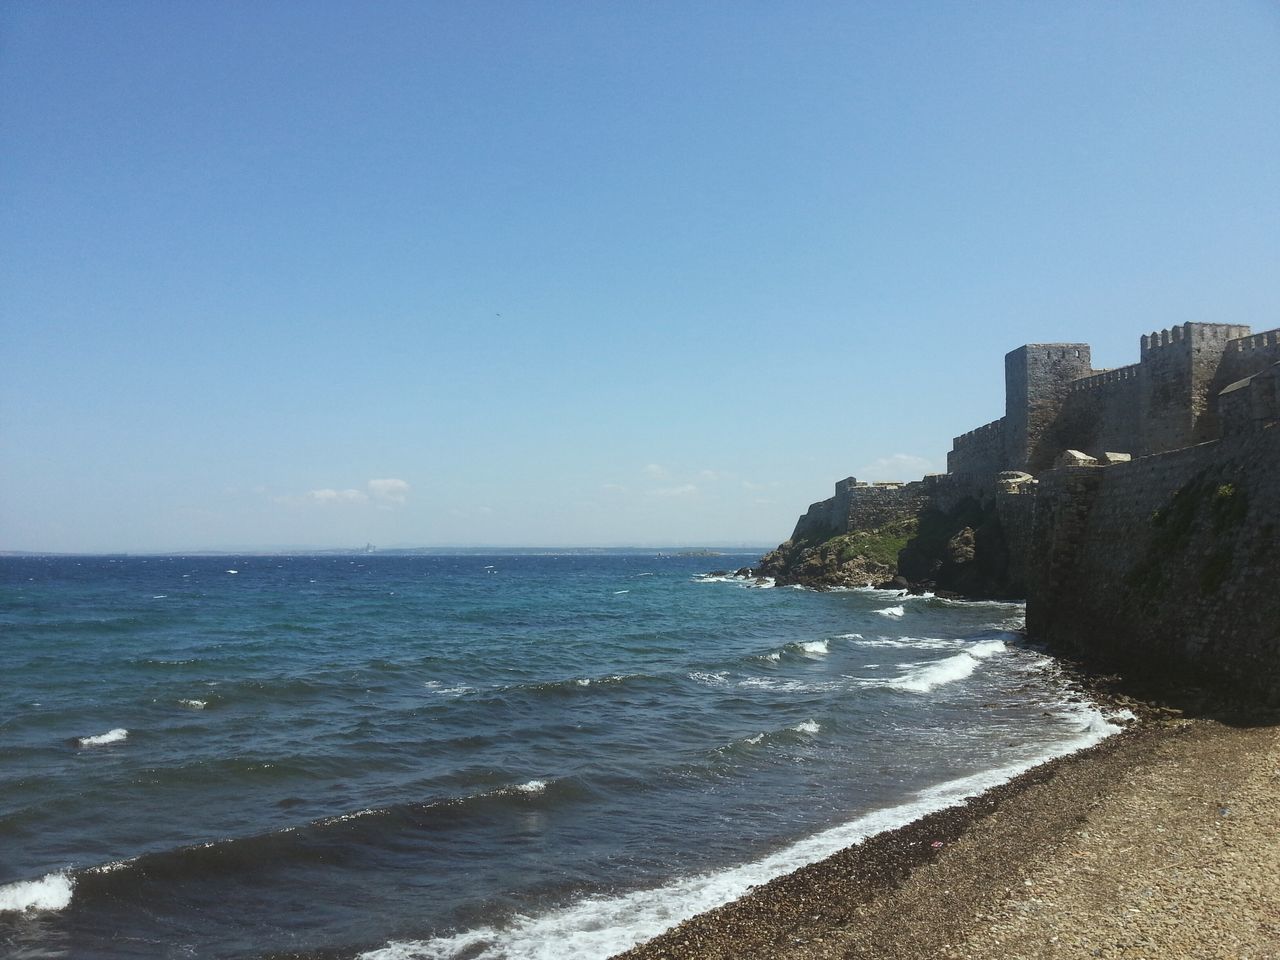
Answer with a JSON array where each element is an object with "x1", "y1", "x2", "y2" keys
[
  {"x1": 948, "y1": 321, "x2": 1274, "y2": 476},
  {"x1": 952, "y1": 417, "x2": 1005, "y2": 446},
  {"x1": 1227, "y1": 327, "x2": 1280, "y2": 353},
  {"x1": 1067, "y1": 363, "x2": 1140, "y2": 393},
  {"x1": 1141, "y1": 322, "x2": 1251, "y2": 357}
]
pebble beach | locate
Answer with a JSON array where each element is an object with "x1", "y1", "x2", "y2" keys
[{"x1": 619, "y1": 711, "x2": 1280, "y2": 960}]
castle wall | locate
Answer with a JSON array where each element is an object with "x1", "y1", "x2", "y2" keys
[
  {"x1": 1026, "y1": 427, "x2": 1280, "y2": 703},
  {"x1": 1053, "y1": 364, "x2": 1141, "y2": 458},
  {"x1": 790, "y1": 477, "x2": 931, "y2": 543},
  {"x1": 1136, "y1": 323, "x2": 1251, "y2": 454},
  {"x1": 947, "y1": 418, "x2": 1006, "y2": 476},
  {"x1": 1216, "y1": 328, "x2": 1280, "y2": 391}
]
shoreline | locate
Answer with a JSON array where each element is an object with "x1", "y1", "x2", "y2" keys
[{"x1": 617, "y1": 708, "x2": 1279, "y2": 959}]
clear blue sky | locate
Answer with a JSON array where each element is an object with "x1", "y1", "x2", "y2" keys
[{"x1": 3, "y1": 2, "x2": 1278, "y2": 552}]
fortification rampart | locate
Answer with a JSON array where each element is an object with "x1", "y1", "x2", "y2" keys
[
  {"x1": 1053, "y1": 363, "x2": 1141, "y2": 461},
  {"x1": 1217, "y1": 328, "x2": 1280, "y2": 388},
  {"x1": 947, "y1": 418, "x2": 1006, "y2": 476},
  {"x1": 948, "y1": 323, "x2": 1280, "y2": 474},
  {"x1": 790, "y1": 477, "x2": 931, "y2": 543},
  {"x1": 1027, "y1": 427, "x2": 1280, "y2": 703},
  {"x1": 1004, "y1": 343, "x2": 1092, "y2": 473},
  {"x1": 768, "y1": 320, "x2": 1280, "y2": 700}
]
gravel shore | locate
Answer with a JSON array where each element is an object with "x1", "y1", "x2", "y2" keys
[{"x1": 617, "y1": 714, "x2": 1279, "y2": 960}]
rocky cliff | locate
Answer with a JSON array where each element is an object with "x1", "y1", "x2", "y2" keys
[{"x1": 759, "y1": 426, "x2": 1280, "y2": 703}]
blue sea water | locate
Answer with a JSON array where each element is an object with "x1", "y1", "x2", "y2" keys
[{"x1": 0, "y1": 554, "x2": 1121, "y2": 959}]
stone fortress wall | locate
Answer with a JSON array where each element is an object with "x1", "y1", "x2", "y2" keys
[
  {"x1": 790, "y1": 476, "x2": 932, "y2": 543},
  {"x1": 783, "y1": 321, "x2": 1280, "y2": 702},
  {"x1": 948, "y1": 323, "x2": 1280, "y2": 478},
  {"x1": 945, "y1": 321, "x2": 1280, "y2": 702}
]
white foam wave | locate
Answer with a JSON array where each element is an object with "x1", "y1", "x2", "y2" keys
[
  {"x1": 0, "y1": 873, "x2": 74, "y2": 913},
  {"x1": 613, "y1": 590, "x2": 630, "y2": 595},
  {"x1": 792, "y1": 720, "x2": 820, "y2": 734},
  {"x1": 876, "y1": 640, "x2": 1007, "y2": 693},
  {"x1": 226, "y1": 569, "x2": 238, "y2": 574},
  {"x1": 876, "y1": 605, "x2": 905, "y2": 618},
  {"x1": 424, "y1": 682, "x2": 474, "y2": 697},
  {"x1": 320, "y1": 807, "x2": 378, "y2": 826},
  {"x1": 688, "y1": 671, "x2": 728, "y2": 686},
  {"x1": 837, "y1": 632, "x2": 863, "y2": 640},
  {"x1": 513, "y1": 779, "x2": 547, "y2": 795},
  {"x1": 692, "y1": 574, "x2": 776, "y2": 589},
  {"x1": 358, "y1": 700, "x2": 1124, "y2": 960},
  {"x1": 762, "y1": 652, "x2": 781, "y2": 662},
  {"x1": 797, "y1": 639, "x2": 829, "y2": 655},
  {"x1": 735, "y1": 677, "x2": 841, "y2": 694},
  {"x1": 858, "y1": 587, "x2": 934, "y2": 600},
  {"x1": 87, "y1": 857, "x2": 136, "y2": 875},
  {"x1": 179, "y1": 699, "x2": 207, "y2": 709},
  {"x1": 77, "y1": 728, "x2": 128, "y2": 747},
  {"x1": 853, "y1": 637, "x2": 961, "y2": 650}
]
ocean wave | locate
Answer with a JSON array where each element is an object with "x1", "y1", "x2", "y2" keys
[
  {"x1": 77, "y1": 728, "x2": 128, "y2": 748},
  {"x1": 688, "y1": 671, "x2": 729, "y2": 687},
  {"x1": 691, "y1": 573, "x2": 775, "y2": 589},
  {"x1": 852, "y1": 636, "x2": 963, "y2": 650},
  {"x1": 721, "y1": 720, "x2": 822, "y2": 753},
  {"x1": 0, "y1": 872, "x2": 74, "y2": 913},
  {"x1": 49, "y1": 779, "x2": 578, "y2": 906},
  {"x1": 423, "y1": 681, "x2": 476, "y2": 697},
  {"x1": 872, "y1": 639, "x2": 1008, "y2": 693},
  {"x1": 357, "y1": 702, "x2": 1125, "y2": 960},
  {"x1": 858, "y1": 587, "x2": 935, "y2": 601},
  {"x1": 795, "y1": 639, "x2": 828, "y2": 656},
  {"x1": 178, "y1": 699, "x2": 208, "y2": 710},
  {"x1": 735, "y1": 676, "x2": 842, "y2": 694},
  {"x1": 875, "y1": 605, "x2": 906, "y2": 618}
]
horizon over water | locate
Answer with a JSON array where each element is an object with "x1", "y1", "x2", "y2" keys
[{"x1": 0, "y1": 554, "x2": 1126, "y2": 959}]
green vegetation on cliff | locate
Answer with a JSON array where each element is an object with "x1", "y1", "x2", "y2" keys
[
  {"x1": 757, "y1": 516, "x2": 919, "y2": 589},
  {"x1": 1128, "y1": 473, "x2": 1252, "y2": 597}
]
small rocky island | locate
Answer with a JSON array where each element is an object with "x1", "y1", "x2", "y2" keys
[{"x1": 754, "y1": 322, "x2": 1280, "y2": 703}]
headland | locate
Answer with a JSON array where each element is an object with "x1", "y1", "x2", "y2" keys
[{"x1": 757, "y1": 321, "x2": 1280, "y2": 705}]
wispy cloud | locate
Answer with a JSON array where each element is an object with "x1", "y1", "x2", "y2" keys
[
  {"x1": 306, "y1": 488, "x2": 368, "y2": 504},
  {"x1": 643, "y1": 463, "x2": 669, "y2": 479},
  {"x1": 649, "y1": 483, "x2": 699, "y2": 498},
  {"x1": 855, "y1": 454, "x2": 936, "y2": 482},
  {"x1": 368, "y1": 478, "x2": 410, "y2": 505},
  {"x1": 279, "y1": 477, "x2": 412, "y2": 507}
]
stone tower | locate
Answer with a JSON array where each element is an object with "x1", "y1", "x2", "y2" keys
[{"x1": 1004, "y1": 343, "x2": 1093, "y2": 473}]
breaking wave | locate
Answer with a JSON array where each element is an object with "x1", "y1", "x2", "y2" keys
[
  {"x1": 0, "y1": 873, "x2": 74, "y2": 914},
  {"x1": 77, "y1": 728, "x2": 128, "y2": 748},
  {"x1": 357, "y1": 700, "x2": 1124, "y2": 960}
]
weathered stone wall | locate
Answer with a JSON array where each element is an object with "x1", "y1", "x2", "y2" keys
[
  {"x1": 1026, "y1": 427, "x2": 1280, "y2": 703},
  {"x1": 947, "y1": 418, "x2": 1006, "y2": 476},
  {"x1": 1053, "y1": 364, "x2": 1141, "y2": 459},
  {"x1": 1216, "y1": 328, "x2": 1280, "y2": 392},
  {"x1": 790, "y1": 478, "x2": 931, "y2": 542},
  {"x1": 1004, "y1": 343, "x2": 1094, "y2": 473},
  {"x1": 1136, "y1": 323, "x2": 1252, "y2": 454},
  {"x1": 947, "y1": 325, "x2": 1280, "y2": 473}
]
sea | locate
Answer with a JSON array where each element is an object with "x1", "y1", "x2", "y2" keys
[{"x1": 0, "y1": 553, "x2": 1125, "y2": 960}]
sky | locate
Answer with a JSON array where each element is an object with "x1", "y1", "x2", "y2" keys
[{"x1": 2, "y1": 2, "x2": 1279, "y2": 552}]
